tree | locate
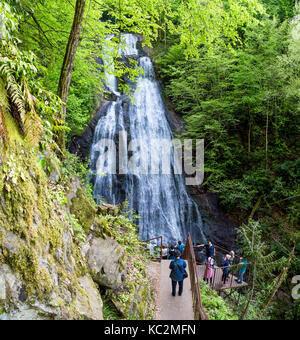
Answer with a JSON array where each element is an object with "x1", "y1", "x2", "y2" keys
[
  {"x1": 176, "y1": 0, "x2": 265, "y2": 58},
  {"x1": 237, "y1": 220, "x2": 286, "y2": 319},
  {"x1": 57, "y1": 0, "x2": 86, "y2": 150}
]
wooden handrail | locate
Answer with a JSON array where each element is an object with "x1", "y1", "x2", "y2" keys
[
  {"x1": 183, "y1": 233, "x2": 209, "y2": 320},
  {"x1": 142, "y1": 236, "x2": 163, "y2": 261}
]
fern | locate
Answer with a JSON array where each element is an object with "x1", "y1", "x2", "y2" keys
[
  {"x1": 0, "y1": 58, "x2": 43, "y2": 145},
  {"x1": 0, "y1": 57, "x2": 26, "y2": 120}
]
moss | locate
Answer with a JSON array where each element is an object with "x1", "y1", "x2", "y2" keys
[
  {"x1": 0, "y1": 141, "x2": 97, "y2": 316},
  {"x1": 0, "y1": 128, "x2": 155, "y2": 320},
  {"x1": 3, "y1": 111, "x2": 23, "y2": 144},
  {"x1": 5, "y1": 245, "x2": 54, "y2": 298},
  {"x1": 70, "y1": 187, "x2": 96, "y2": 234}
]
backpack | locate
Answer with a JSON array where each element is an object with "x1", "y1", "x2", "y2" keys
[{"x1": 175, "y1": 261, "x2": 188, "y2": 279}]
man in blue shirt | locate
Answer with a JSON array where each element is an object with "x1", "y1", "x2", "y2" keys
[
  {"x1": 197, "y1": 241, "x2": 216, "y2": 263},
  {"x1": 175, "y1": 241, "x2": 185, "y2": 256},
  {"x1": 169, "y1": 250, "x2": 187, "y2": 296}
]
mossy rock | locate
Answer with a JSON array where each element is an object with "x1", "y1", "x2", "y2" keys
[
  {"x1": 97, "y1": 204, "x2": 119, "y2": 216},
  {"x1": 70, "y1": 187, "x2": 96, "y2": 234}
]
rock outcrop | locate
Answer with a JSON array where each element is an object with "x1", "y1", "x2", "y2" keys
[
  {"x1": 85, "y1": 237, "x2": 127, "y2": 289},
  {"x1": 0, "y1": 141, "x2": 103, "y2": 320}
]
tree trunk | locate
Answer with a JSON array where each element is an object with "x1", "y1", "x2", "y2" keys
[
  {"x1": 249, "y1": 196, "x2": 262, "y2": 220},
  {"x1": 265, "y1": 109, "x2": 269, "y2": 170},
  {"x1": 57, "y1": 0, "x2": 86, "y2": 150}
]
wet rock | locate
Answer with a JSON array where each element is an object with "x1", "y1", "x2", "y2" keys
[
  {"x1": 66, "y1": 176, "x2": 81, "y2": 204},
  {"x1": 0, "y1": 305, "x2": 48, "y2": 320},
  {"x1": 49, "y1": 170, "x2": 60, "y2": 183},
  {"x1": 191, "y1": 190, "x2": 238, "y2": 250},
  {"x1": 18, "y1": 285, "x2": 27, "y2": 303}
]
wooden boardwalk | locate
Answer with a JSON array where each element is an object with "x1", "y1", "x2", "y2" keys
[
  {"x1": 159, "y1": 260, "x2": 194, "y2": 320},
  {"x1": 198, "y1": 265, "x2": 248, "y2": 291}
]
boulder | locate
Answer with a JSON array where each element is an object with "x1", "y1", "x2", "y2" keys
[
  {"x1": 86, "y1": 237, "x2": 127, "y2": 289},
  {"x1": 75, "y1": 275, "x2": 103, "y2": 320},
  {"x1": 110, "y1": 282, "x2": 152, "y2": 320}
]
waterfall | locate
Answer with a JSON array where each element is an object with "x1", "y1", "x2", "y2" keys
[{"x1": 90, "y1": 34, "x2": 206, "y2": 245}]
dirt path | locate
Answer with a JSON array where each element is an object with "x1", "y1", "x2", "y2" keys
[{"x1": 147, "y1": 261, "x2": 161, "y2": 320}]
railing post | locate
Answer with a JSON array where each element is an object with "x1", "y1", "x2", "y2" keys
[
  {"x1": 183, "y1": 233, "x2": 209, "y2": 320},
  {"x1": 142, "y1": 236, "x2": 163, "y2": 262}
]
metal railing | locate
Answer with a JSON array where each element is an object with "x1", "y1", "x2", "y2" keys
[
  {"x1": 195, "y1": 245, "x2": 251, "y2": 291},
  {"x1": 142, "y1": 236, "x2": 163, "y2": 262},
  {"x1": 210, "y1": 262, "x2": 251, "y2": 291},
  {"x1": 183, "y1": 233, "x2": 209, "y2": 320}
]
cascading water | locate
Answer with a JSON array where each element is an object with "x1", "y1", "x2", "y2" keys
[{"x1": 90, "y1": 34, "x2": 206, "y2": 245}]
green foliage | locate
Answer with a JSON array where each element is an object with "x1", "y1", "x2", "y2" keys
[
  {"x1": 0, "y1": 1, "x2": 63, "y2": 148},
  {"x1": 102, "y1": 295, "x2": 122, "y2": 320},
  {"x1": 228, "y1": 290, "x2": 272, "y2": 320},
  {"x1": 10, "y1": 0, "x2": 172, "y2": 141},
  {"x1": 61, "y1": 151, "x2": 94, "y2": 199},
  {"x1": 237, "y1": 220, "x2": 288, "y2": 318},
  {"x1": 155, "y1": 15, "x2": 300, "y2": 237},
  {"x1": 200, "y1": 281, "x2": 238, "y2": 320},
  {"x1": 70, "y1": 214, "x2": 86, "y2": 243},
  {"x1": 4, "y1": 0, "x2": 267, "y2": 143},
  {"x1": 261, "y1": 0, "x2": 296, "y2": 20},
  {"x1": 0, "y1": 0, "x2": 18, "y2": 40},
  {"x1": 176, "y1": 0, "x2": 265, "y2": 58},
  {"x1": 97, "y1": 212, "x2": 141, "y2": 255}
]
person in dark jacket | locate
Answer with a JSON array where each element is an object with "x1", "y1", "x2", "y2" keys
[
  {"x1": 197, "y1": 241, "x2": 216, "y2": 263},
  {"x1": 169, "y1": 250, "x2": 187, "y2": 296},
  {"x1": 168, "y1": 246, "x2": 176, "y2": 260},
  {"x1": 221, "y1": 255, "x2": 231, "y2": 285}
]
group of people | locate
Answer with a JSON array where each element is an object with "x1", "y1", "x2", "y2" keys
[
  {"x1": 162, "y1": 241, "x2": 185, "y2": 260},
  {"x1": 149, "y1": 239, "x2": 248, "y2": 297},
  {"x1": 196, "y1": 241, "x2": 248, "y2": 287}
]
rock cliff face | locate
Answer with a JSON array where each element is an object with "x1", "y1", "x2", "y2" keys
[
  {"x1": 0, "y1": 135, "x2": 103, "y2": 320},
  {"x1": 0, "y1": 125, "x2": 154, "y2": 320}
]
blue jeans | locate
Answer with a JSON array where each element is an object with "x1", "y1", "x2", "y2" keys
[
  {"x1": 172, "y1": 280, "x2": 183, "y2": 296},
  {"x1": 237, "y1": 272, "x2": 245, "y2": 283}
]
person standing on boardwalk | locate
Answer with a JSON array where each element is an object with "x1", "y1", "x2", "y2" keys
[
  {"x1": 169, "y1": 250, "x2": 187, "y2": 296},
  {"x1": 162, "y1": 244, "x2": 168, "y2": 260},
  {"x1": 203, "y1": 256, "x2": 214, "y2": 286},
  {"x1": 236, "y1": 257, "x2": 248, "y2": 284},
  {"x1": 168, "y1": 246, "x2": 176, "y2": 260},
  {"x1": 175, "y1": 241, "x2": 185, "y2": 256},
  {"x1": 221, "y1": 255, "x2": 231, "y2": 286},
  {"x1": 197, "y1": 241, "x2": 216, "y2": 263}
]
